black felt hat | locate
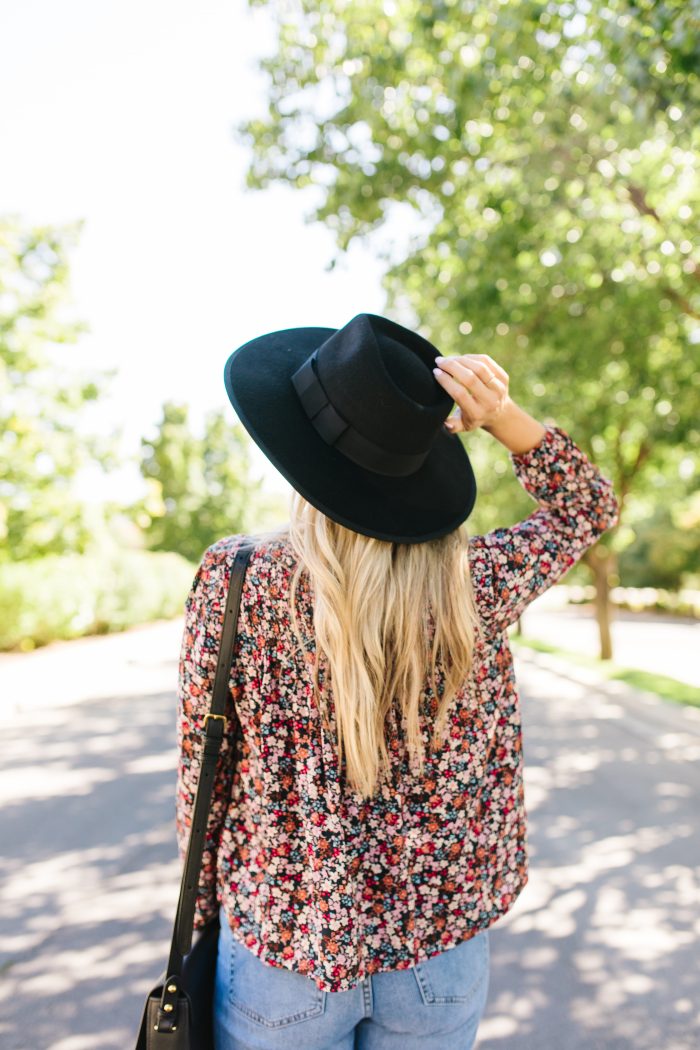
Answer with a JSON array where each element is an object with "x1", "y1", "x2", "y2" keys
[{"x1": 223, "y1": 312, "x2": 477, "y2": 544}]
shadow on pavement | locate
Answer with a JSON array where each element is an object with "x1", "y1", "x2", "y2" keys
[{"x1": 0, "y1": 653, "x2": 698, "y2": 1048}]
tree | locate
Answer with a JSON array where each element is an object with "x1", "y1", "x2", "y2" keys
[
  {"x1": 235, "y1": 0, "x2": 700, "y2": 659},
  {"x1": 0, "y1": 217, "x2": 120, "y2": 562},
  {"x1": 132, "y1": 401, "x2": 272, "y2": 564}
]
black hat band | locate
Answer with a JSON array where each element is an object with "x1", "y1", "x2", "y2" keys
[{"x1": 291, "y1": 351, "x2": 429, "y2": 478}]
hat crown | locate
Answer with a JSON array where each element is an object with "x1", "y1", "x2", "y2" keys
[
  {"x1": 379, "y1": 333, "x2": 445, "y2": 407},
  {"x1": 310, "y1": 313, "x2": 452, "y2": 462}
]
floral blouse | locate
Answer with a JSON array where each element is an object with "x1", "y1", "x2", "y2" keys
[{"x1": 175, "y1": 422, "x2": 619, "y2": 993}]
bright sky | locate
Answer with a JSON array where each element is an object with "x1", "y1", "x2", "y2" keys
[{"x1": 2, "y1": 0, "x2": 392, "y2": 503}]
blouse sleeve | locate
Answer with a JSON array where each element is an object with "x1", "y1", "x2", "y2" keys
[
  {"x1": 175, "y1": 541, "x2": 242, "y2": 929},
  {"x1": 468, "y1": 423, "x2": 620, "y2": 638}
]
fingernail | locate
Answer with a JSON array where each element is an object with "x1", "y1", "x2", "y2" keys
[
  {"x1": 435, "y1": 356, "x2": 445, "y2": 363},
  {"x1": 433, "y1": 367, "x2": 443, "y2": 376}
]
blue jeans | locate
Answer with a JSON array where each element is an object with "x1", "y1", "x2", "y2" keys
[{"x1": 214, "y1": 905, "x2": 490, "y2": 1050}]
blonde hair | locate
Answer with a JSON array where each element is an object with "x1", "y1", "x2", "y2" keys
[{"x1": 246, "y1": 494, "x2": 484, "y2": 800}]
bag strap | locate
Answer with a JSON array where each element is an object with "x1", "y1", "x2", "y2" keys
[{"x1": 166, "y1": 540, "x2": 255, "y2": 977}]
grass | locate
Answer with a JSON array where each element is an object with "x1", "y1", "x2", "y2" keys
[{"x1": 509, "y1": 634, "x2": 700, "y2": 709}]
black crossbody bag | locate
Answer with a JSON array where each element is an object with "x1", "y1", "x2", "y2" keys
[{"x1": 134, "y1": 542, "x2": 255, "y2": 1049}]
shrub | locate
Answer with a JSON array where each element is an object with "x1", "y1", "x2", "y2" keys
[{"x1": 0, "y1": 549, "x2": 196, "y2": 651}]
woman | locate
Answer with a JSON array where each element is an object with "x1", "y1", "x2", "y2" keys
[{"x1": 176, "y1": 313, "x2": 619, "y2": 1050}]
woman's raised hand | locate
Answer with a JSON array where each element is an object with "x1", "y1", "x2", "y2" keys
[{"x1": 433, "y1": 353, "x2": 511, "y2": 434}]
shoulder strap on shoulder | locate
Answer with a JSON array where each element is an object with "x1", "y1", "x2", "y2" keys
[{"x1": 167, "y1": 540, "x2": 256, "y2": 972}]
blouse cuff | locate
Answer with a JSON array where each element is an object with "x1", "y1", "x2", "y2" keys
[
  {"x1": 508, "y1": 421, "x2": 561, "y2": 468},
  {"x1": 508, "y1": 422, "x2": 588, "y2": 504}
]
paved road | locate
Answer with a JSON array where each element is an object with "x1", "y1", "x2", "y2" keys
[
  {"x1": 520, "y1": 593, "x2": 699, "y2": 688},
  {"x1": 0, "y1": 621, "x2": 698, "y2": 1049}
]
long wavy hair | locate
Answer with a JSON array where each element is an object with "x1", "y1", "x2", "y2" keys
[{"x1": 248, "y1": 492, "x2": 484, "y2": 800}]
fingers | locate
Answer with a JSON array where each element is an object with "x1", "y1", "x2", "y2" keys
[
  {"x1": 443, "y1": 410, "x2": 464, "y2": 433},
  {"x1": 433, "y1": 367, "x2": 484, "y2": 432},
  {"x1": 434, "y1": 354, "x2": 509, "y2": 433},
  {"x1": 434, "y1": 356, "x2": 503, "y2": 402},
  {"x1": 467, "y1": 354, "x2": 509, "y2": 385},
  {"x1": 437, "y1": 353, "x2": 510, "y2": 394}
]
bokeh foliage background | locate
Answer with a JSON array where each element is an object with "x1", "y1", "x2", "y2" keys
[
  {"x1": 235, "y1": 0, "x2": 700, "y2": 655},
  {"x1": 0, "y1": 0, "x2": 698, "y2": 655}
]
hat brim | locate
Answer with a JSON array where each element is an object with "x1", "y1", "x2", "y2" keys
[{"x1": 223, "y1": 325, "x2": 477, "y2": 544}]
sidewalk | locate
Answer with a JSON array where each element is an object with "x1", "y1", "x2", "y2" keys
[
  {"x1": 1, "y1": 619, "x2": 699, "y2": 1049},
  {"x1": 515, "y1": 588, "x2": 699, "y2": 689},
  {"x1": 0, "y1": 618, "x2": 184, "y2": 723},
  {"x1": 509, "y1": 641, "x2": 700, "y2": 760},
  {"x1": 1, "y1": 613, "x2": 700, "y2": 1050}
]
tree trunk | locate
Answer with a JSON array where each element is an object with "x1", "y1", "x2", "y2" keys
[{"x1": 588, "y1": 545, "x2": 617, "y2": 661}]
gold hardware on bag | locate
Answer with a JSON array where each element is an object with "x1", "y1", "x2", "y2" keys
[
  {"x1": 167, "y1": 983, "x2": 177, "y2": 993},
  {"x1": 163, "y1": 1004, "x2": 174, "y2": 1013},
  {"x1": 204, "y1": 713, "x2": 228, "y2": 731}
]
